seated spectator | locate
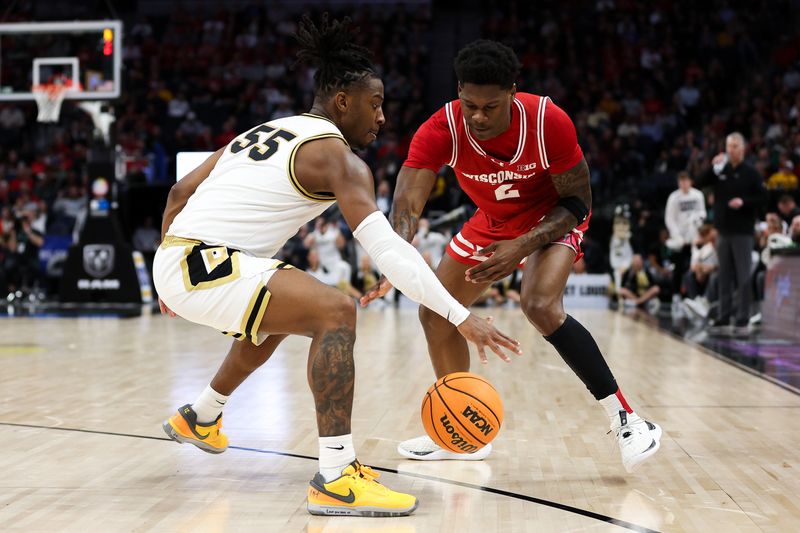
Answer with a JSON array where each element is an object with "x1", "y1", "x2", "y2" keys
[
  {"x1": 619, "y1": 254, "x2": 661, "y2": 312},
  {"x1": 682, "y1": 225, "x2": 719, "y2": 320},
  {"x1": 132, "y1": 216, "x2": 161, "y2": 253},
  {"x1": 766, "y1": 158, "x2": 798, "y2": 191},
  {"x1": 305, "y1": 247, "x2": 351, "y2": 293},
  {"x1": 412, "y1": 218, "x2": 448, "y2": 269},
  {"x1": 758, "y1": 212, "x2": 793, "y2": 265},
  {"x1": 349, "y1": 254, "x2": 379, "y2": 300},
  {"x1": 791, "y1": 214, "x2": 800, "y2": 245},
  {"x1": 304, "y1": 216, "x2": 346, "y2": 272},
  {"x1": 777, "y1": 194, "x2": 800, "y2": 226}
]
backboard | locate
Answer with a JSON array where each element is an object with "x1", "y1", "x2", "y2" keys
[{"x1": 0, "y1": 20, "x2": 122, "y2": 101}]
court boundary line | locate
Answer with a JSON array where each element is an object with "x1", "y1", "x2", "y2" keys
[
  {"x1": 627, "y1": 314, "x2": 800, "y2": 397},
  {"x1": 0, "y1": 421, "x2": 660, "y2": 533}
]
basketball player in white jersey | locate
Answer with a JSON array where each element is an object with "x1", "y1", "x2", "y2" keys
[{"x1": 153, "y1": 15, "x2": 521, "y2": 517}]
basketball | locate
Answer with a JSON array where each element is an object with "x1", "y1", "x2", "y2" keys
[{"x1": 421, "y1": 372, "x2": 504, "y2": 454}]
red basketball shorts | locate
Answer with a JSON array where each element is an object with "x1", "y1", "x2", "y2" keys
[{"x1": 445, "y1": 208, "x2": 590, "y2": 267}]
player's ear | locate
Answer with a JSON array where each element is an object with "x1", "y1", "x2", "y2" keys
[
  {"x1": 509, "y1": 83, "x2": 517, "y2": 99},
  {"x1": 333, "y1": 91, "x2": 349, "y2": 113},
  {"x1": 457, "y1": 83, "x2": 463, "y2": 97}
]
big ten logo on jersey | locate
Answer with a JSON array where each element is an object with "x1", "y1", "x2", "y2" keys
[
  {"x1": 230, "y1": 123, "x2": 297, "y2": 162},
  {"x1": 460, "y1": 404, "x2": 495, "y2": 436}
]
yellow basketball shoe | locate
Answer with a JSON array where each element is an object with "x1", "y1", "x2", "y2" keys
[
  {"x1": 307, "y1": 460, "x2": 418, "y2": 517},
  {"x1": 162, "y1": 404, "x2": 228, "y2": 454}
]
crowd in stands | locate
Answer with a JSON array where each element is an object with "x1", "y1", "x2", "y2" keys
[{"x1": 2, "y1": 1, "x2": 800, "y2": 327}]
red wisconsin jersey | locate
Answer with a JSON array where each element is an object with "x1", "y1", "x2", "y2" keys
[{"x1": 405, "y1": 93, "x2": 584, "y2": 230}]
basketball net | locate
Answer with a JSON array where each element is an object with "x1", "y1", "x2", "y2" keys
[{"x1": 32, "y1": 79, "x2": 79, "y2": 123}]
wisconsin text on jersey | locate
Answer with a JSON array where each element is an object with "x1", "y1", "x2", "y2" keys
[{"x1": 460, "y1": 167, "x2": 537, "y2": 185}]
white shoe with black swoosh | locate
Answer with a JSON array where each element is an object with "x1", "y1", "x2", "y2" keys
[
  {"x1": 612, "y1": 411, "x2": 662, "y2": 473},
  {"x1": 397, "y1": 435, "x2": 493, "y2": 461}
]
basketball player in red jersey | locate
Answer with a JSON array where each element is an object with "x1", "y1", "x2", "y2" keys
[{"x1": 362, "y1": 40, "x2": 662, "y2": 472}]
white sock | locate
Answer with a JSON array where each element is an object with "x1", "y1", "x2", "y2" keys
[
  {"x1": 599, "y1": 389, "x2": 636, "y2": 425},
  {"x1": 319, "y1": 434, "x2": 356, "y2": 482},
  {"x1": 191, "y1": 385, "x2": 229, "y2": 423}
]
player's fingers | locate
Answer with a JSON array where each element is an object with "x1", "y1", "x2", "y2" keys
[
  {"x1": 474, "y1": 244, "x2": 496, "y2": 256},
  {"x1": 470, "y1": 266, "x2": 499, "y2": 282},
  {"x1": 360, "y1": 290, "x2": 380, "y2": 306},
  {"x1": 495, "y1": 333, "x2": 523, "y2": 355},
  {"x1": 489, "y1": 341, "x2": 512, "y2": 362},
  {"x1": 158, "y1": 299, "x2": 167, "y2": 314},
  {"x1": 477, "y1": 344, "x2": 488, "y2": 364}
]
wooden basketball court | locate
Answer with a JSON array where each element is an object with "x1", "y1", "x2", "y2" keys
[{"x1": 2, "y1": 308, "x2": 799, "y2": 532}]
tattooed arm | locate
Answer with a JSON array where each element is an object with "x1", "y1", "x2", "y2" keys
[
  {"x1": 516, "y1": 158, "x2": 591, "y2": 252},
  {"x1": 465, "y1": 158, "x2": 591, "y2": 283},
  {"x1": 390, "y1": 165, "x2": 438, "y2": 242}
]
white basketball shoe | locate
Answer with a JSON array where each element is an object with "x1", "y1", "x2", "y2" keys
[
  {"x1": 397, "y1": 436, "x2": 493, "y2": 461},
  {"x1": 612, "y1": 410, "x2": 662, "y2": 473}
]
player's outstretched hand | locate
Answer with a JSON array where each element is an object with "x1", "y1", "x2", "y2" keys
[
  {"x1": 456, "y1": 314, "x2": 522, "y2": 364},
  {"x1": 159, "y1": 297, "x2": 177, "y2": 317},
  {"x1": 359, "y1": 275, "x2": 393, "y2": 306},
  {"x1": 465, "y1": 238, "x2": 527, "y2": 283}
]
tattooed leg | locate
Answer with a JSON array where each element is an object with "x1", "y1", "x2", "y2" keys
[
  {"x1": 254, "y1": 268, "x2": 359, "y2": 437},
  {"x1": 308, "y1": 326, "x2": 356, "y2": 436}
]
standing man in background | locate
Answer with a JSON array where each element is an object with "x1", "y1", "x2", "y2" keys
[
  {"x1": 664, "y1": 171, "x2": 706, "y2": 302},
  {"x1": 696, "y1": 132, "x2": 766, "y2": 334}
]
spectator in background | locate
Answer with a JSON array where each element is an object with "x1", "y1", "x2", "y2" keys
[
  {"x1": 777, "y1": 194, "x2": 800, "y2": 226},
  {"x1": 304, "y1": 216, "x2": 346, "y2": 272},
  {"x1": 50, "y1": 184, "x2": 85, "y2": 236},
  {"x1": 14, "y1": 206, "x2": 44, "y2": 294},
  {"x1": 168, "y1": 91, "x2": 191, "y2": 119},
  {"x1": 664, "y1": 170, "x2": 706, "y2": 301},
  {"x1": 349, "y1": 254, "x2": 380, "y2": 300},
  {"x1": 619, "y1": 254, "x2": 661, "y2": 313},
  {"x1": 305, "y1": 247, "x2": 351, "y2": 294},
  {"x1": 696, "y1": 132, "x2": 767, "y2": 334},
  {"x1": 375, "y1": 180, "x2": 392, "y2": 216},
  {"x1": 791, "y1": 215, "x2": 800, "y2": 244},
  {"x1": 412, "y1": 218, "x2": 448, "y2": 269},
  {"x1": 682, "y1": 224, "x2": 719, "y2": 321},
  {"x1": 766, "y1": 158, "x2": 798, "y2": 191},
  {"x1": 132, "y1": 215, "x2": 161, "y2": 253},
  {"x1": 305, "y1": 247, "x2": 337, "y2": 286}
]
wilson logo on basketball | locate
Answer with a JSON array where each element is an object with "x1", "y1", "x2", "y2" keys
[
  {"x1": 461, "y1": 405, "x2": 494, "y2": 436},
  {"x1": 439, "y1": 414, "x2": 478, "y2": 453}
]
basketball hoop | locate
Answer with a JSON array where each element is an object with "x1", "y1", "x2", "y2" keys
[{"x1": 32, "y1": 79, "x2": 78, "y2": 123}]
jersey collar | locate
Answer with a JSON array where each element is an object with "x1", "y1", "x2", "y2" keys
[{"x1": 462, "y1": 98, "x2": 527, "y2": 166}]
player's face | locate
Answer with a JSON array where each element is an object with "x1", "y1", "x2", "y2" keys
[
  {"x1": 340, "y1": 77, "x2": 385, "y2": 149},
  {"x1": 458, "y1": 83, "x2": 516, "y2": 141}
]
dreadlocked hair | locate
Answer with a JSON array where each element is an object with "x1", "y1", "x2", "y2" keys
[
  {"x1": 454, "y1": 40, "x2": 521, "y2": 89},
  {"x1": 295, "y1": 13, "x2": 377, "y2": 98}
]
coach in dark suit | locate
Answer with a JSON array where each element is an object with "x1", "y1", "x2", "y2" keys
[{"x1": 696, "y1": 132, "x2": 766, "y2": 333}]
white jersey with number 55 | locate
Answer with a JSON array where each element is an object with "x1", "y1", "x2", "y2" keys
[{"x1": 167, "y1": 113, "x2": 345, "y2": 257}]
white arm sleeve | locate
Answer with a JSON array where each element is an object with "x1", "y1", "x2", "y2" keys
[{"x1": 353, "y1": 211, "x2": 470, "y2": 326}]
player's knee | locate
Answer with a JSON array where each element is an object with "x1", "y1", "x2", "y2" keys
[
  {"x1": 522, "y1": 294, "x2": 564, "y2": 331},
  {"x1": 322, "y1": 292, "x2": 356, "y2": 331}
]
